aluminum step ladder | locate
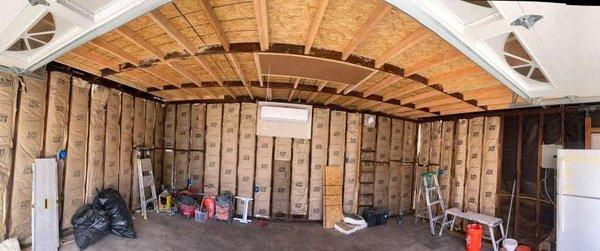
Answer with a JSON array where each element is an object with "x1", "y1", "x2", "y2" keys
[
  {"x1": 136, "y1": 148, "x2": 158, "y2": 220},
  {"x1": 414, "y1": 171, "x2": 447, "y2": 235}
]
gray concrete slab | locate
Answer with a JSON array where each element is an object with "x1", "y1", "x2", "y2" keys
[{"x1": 61, "y1": 213, "x2": 490, "y2": 251}]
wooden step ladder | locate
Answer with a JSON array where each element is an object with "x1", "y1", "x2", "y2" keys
[{"x1": 136, "y1": 148, "x2": 158, "y2": 220}]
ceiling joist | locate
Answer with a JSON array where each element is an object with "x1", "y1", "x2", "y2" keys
[
  {"x1": 375, "y1": 27, "x2": 429, "y2": 68},
  {"x1": 253, "y1": 0, "x2": 269, "y2": 51},
  {"x1": 304, "y1": 0, "x2": 329, "y2": 54},
  {"x1": 341, "y1": 1, "x2": 392, "y2": 60}
]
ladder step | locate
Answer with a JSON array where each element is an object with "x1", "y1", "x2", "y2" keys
[
  {"x1": 431, "y1": 214, "x2": 445, "y2": 221},
  {"x1": 428, "y1": 200, "x2": 442, "y2": 206}
]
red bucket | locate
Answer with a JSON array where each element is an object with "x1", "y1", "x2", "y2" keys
[{"x1": 465, "y1": 224, "x2": 483, "y2": 251}]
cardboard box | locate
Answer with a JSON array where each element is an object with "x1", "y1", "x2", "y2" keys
[
  {"x1": 429, "y1": 121, "x2": 442, "y2": 165},
  {"x1": 451, "y1": 119, "x2": 468, "y2": 210},
  {"x1": 104, "y1": 90, "x2": 121, "y2": 190},
  {"x1": 361, "y1": 114, "x2": 376, "y2": 150},
  {"x1": 84, "y1": 85, "x2": 109, "y2": 204},
  {"x1": 480, "y1": 117, "x2": 501, "y2": 216},
  {"x1": 291, "y1": 138, "x2": 310, "y2": 215},
  {"x1": 164, "y1": 104, "x2": 176, "y2": 148},
  {"x1": 9, "y1": 75, "x2": 47, "y2": 240},
  {"x1": 309, "y1": 108, "x2": 329, "y2": 220},
  {"x1": 254, "y1": 136, "x2": 273, "y2": 218},
  {"x1": 402, "y1": 121, "x2": 417, "y2": 162},
  {"x1": 376, "y1": 116, "x2": 391, "y2": 162},
  {"x1": 0, "y1": 72, "x2": 19, "y2": 238},
  {"x1": 118, "y1": 93, "x2": 133, "y2": 207},
  {"x1": 144, "y1": 100, "x2": 155, "y2": 148},
  {"x1": 220, "y1": 103, "x2": 239, "y2": 194},
  {"x1": 175, "y1": 104, "x2": 190, "y2": 150},
  {"x1": 154, "y1": 103, "x2": 165, "y2": 148},
  {"x1": 390, "y1": 119, "x2": 404, "y2": 161},
  {"x1": 190, "y1": 103, "x2": 206, "y2": 150}
]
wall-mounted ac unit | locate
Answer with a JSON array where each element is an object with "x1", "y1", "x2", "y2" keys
[{"x1": 256, "y1": 101, "x2": 312, "y2": 139}]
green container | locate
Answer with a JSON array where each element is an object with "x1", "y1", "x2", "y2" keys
[{"x1": 421, "y1": 171, "x2": 436, "y2": 187}]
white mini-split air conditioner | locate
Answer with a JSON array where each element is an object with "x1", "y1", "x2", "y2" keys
[{"x1": 256, "y1": 101, "x2": 312, "y2": 139}]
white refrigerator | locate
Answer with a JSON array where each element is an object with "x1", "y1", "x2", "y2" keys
[{"x1": 557, "y1": 149, "x2": 600, "y2": 250}]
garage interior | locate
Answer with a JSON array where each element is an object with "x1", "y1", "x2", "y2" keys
[{"x1": 0, "y1": 0, "x2": 598, "y2": 250}]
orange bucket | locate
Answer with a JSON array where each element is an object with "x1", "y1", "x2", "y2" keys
[{"x1": 465, "y1": 223, "x2": 483, "y2": 251}]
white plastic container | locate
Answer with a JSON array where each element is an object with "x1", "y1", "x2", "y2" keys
[{"x1": 502, "y1": 239, "x2": 518, "y2": 251}]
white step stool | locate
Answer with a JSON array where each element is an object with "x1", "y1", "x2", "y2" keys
[{"x1": 439, "y1": 207, "x2": 506, "y2": 251}]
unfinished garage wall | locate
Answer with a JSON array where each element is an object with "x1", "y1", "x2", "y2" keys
[
  {"x1": 104, "y1": 90, "x2": 121, "y2": 190},
  {"x1": 237, "y1": 103, "x2": 256, "y2": 215},
  {"x1": 9, "y1": 74, "x2": 47, "y2": 241},
  {"x1": 62, "y1": 77, "x2": 90, "y2": 229},
  {"x1": 0, "y1": 72, "x2": 19, "y2": 240},
  {"x1": 308, "y1": 108, "x2": 329, "y2": 220},
  {"x1": 118, "y1": 93, "x2": 134, "y2": 206},
  {"x1": 0, "y1": 69, "x2": 163, "y2": 241}
]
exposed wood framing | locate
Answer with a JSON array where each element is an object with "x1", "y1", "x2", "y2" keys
[
  {"x1": 306, "y1": 92, "x2": 318, "y2": 103},
  {"x1": 253, "y1": 0, "x2": 269, "y2": 51},
  {"x1": 196, "y1": 0, "x2": 230, "y2": 52},
  {"x1": 428, "y1": 66, "x2": 482, "y2": 84},
  {"x1": 342, "y1": 70, "x2": 379, "y2": 94},
  {"x1": 341, "y1": 1, "x2": 391, "y2": 60},
  {"x1": 404, "y1": 50, "x2": 462, "y2": 76},
  {"x1": 147, "y1": 9, "x2": 226, "y2": 90},
  {"x1": 293, "y1": 78, "x2": 301, "y2": 89},
  {"x1": 375, "y1": 27, "x2": 429, "y2": 68},
  {"x1": 253, "y1": 53, "x2": 264, "y2": 86},
  {"x1": 304, "y1": 0, "x2": 329, "y2": 54},
  {"x1": 362, "y1": 75, "x2": 402, "y2": 97},
  {"x1": 318, "y1": 81, "x2": 328, "y2": 91},
  {"x1": 287, "y1": 89, "x2": 297, "y2": 101},
  {"x1": 401, "y1": 90, "x2": 441, "y2": 105}
]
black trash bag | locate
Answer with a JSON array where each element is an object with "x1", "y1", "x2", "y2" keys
[
  {"x1": 71, "y1": 204, "x2": 110, "y2": 250},
  {"x1": 92, "y1": 188, "x2": 136, "y2": 238}
]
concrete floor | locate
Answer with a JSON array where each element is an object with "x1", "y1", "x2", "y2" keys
[{"x1": 60, "y1": 212, "x2": 489, "y2": 251}]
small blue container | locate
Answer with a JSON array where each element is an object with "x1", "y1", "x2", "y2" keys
[{"x1": 195, "y1": 210, "x2": 206, "y2": 222}]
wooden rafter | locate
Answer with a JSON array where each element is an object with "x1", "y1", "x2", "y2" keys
[
  {"x1": 439, "y1": 107, "x2": 482, "y2": 115},
  {"x1": 287, "y1": 89, "x2": 296, "y2": 101},
  {"x1": 362, "y1": 75, "x2": 402, "y2": 97},
  {"x1": 428, "y1": 66, "x2": 482, "y2": 84},
  {"x1": 324, "y1": 93, "x2": 340, "y2": 105},
  {"x1": 226, "y1": 53, "x2": 252, "y2": 97},
  {"x1": 342, "y1": 70, "x2": 379, "y2": 94},
  {"x1": 304, "y1": 0, "x2": 329, "y2": 54},
  {"x1": 196, "y1": 0, "x2": 230, "y2": 52},
  {"x1": 429, "y1": 102, "x2": 472, "y2": 112},
  {"x1": 114, "y1": 25, "x2": 209, "y2": 97},
  {"x1": 403, "y1": 50, "x2": 462, "y2": 76},
  {"x1": 318, "y1": 81, "x2": 328, "y2": 91},
  {"x1": 341, "y1": 1, "x2": 391, "y2": 60},
  {"x1": 88, "y1": 40, "x2": 166, "y2": 89},
  {"x1": 147, "y1": 9, "x2": 225, "y2": 87},
  {"x1": 68, "y1": 50, "x2": 152, "y2": 90},
  {"x1": 253, "y1": 0, "x2": 269, "y2": 51},
  {"x1": 414, "y1": 96, "x2": 456, "y2": 109},
  {"x1": 293, "y1": 78, "x2": 301, "y2": 89},
  {"x1": 340, "y1": 97, "x2": 358, "y2": 107},
  {"x1": 401, "y1": 90, "x2": 441, "y2": 105},
  {"x1": 382, "y1": 82, "x2": 425, "y2": 101},
  {"x1": 375, "y1": 27, "x2": 429, "y2": 68},
  {"x1": 253, "y1": 53, "x2": 264, "y2": 86},
  {"x1": 306, "y1": 92, "x2": 319, "y2": 103}
]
